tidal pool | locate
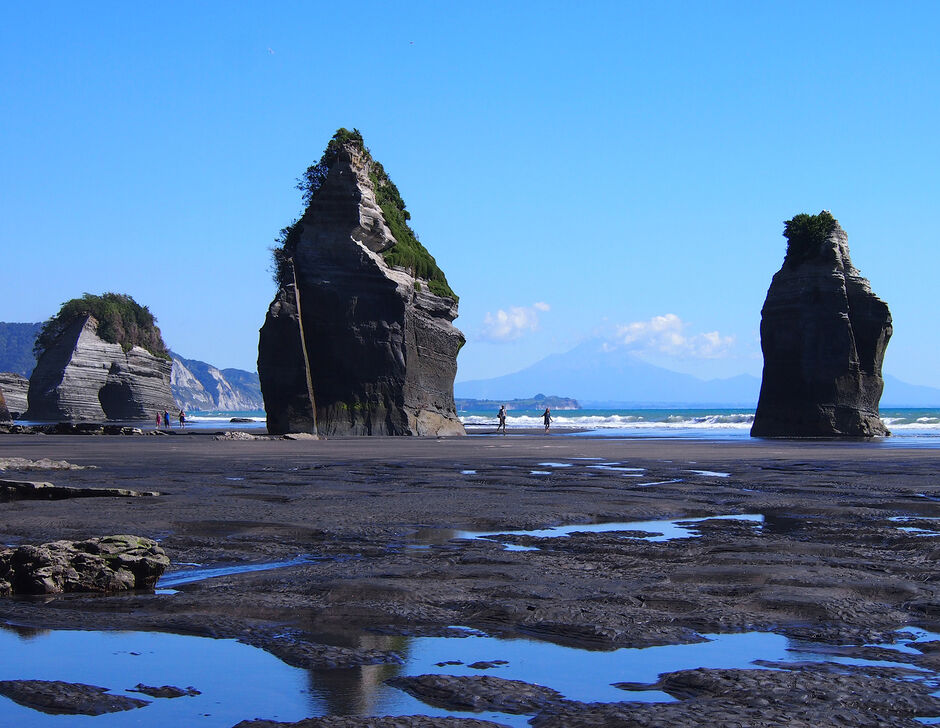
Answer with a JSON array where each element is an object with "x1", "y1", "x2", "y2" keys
[
  {"x1": 456, "y1": 513, "x2": 765, "y2": 545},
  {"x1": 156, "y1": 555, "x2": 318, "y2": 593},
  {"x1": 3, "y1": 626, "x2": 936, "y2": 728}
]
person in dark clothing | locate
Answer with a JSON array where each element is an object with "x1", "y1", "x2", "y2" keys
[
  {"x1": 542, "y1": 408, "x2": 553, "y2": 433},
  {"x1": 496, "y1": 405, "x2": 507, "y2": 434}
]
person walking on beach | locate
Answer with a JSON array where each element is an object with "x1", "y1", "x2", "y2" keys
[
  {"x1": 496, "y1": 405, "x2": 507, "y2": 434},
  {"x1": 542, "y1": 407, "x2": 553, "y2": 433},
  {"x1": 155, "y1": 411, "x2": 161, "y2": 429},
  {"x1": 162, "y1": 410, "x2": 170, "y2": 429},
  {"x1": 178, "y1": 409, "x2": 186, "y2": 428}
]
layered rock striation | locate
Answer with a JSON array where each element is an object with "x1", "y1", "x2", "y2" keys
[
  {"x1": 258, "y1": 130, "x2": 465, "y2": 436},
  {"x1": 26, "y1": 316, "x2": 176, "y2": 421},
  {"x1": 752, "y1": 212, "x2": 892, "y2": 437},
  {"x1": 0, "y1": 372, "x2": 29, "y2": 418}
]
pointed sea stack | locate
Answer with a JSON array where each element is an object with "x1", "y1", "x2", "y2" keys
[
  {"x1": 751, "y1": 212, "x2": 892, "y2": 437},
  {"x1": 26, "y1": 294, "x2": 176, "y2": 421},
  {"x1": 258, "y1": 129, "x2": 465, "y2": 436}
]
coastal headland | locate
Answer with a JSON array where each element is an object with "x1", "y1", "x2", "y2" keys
[{"x1": 1, "y1": 432, "x2": 939, "y2": 726}]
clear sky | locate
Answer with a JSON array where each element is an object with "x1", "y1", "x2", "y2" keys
[{"x1": 2, "y1": 2, "x2": 937, "y2": 386}]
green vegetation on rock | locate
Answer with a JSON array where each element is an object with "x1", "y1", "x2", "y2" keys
[
  {"x1": 272, "y1": 128, "x2": 457, "y2": 300},
  {"x1": 35, "y1": 293, "x2": 169, "y2": 360},
  {"x1": 783, "y1": 210, "x2": 837, "y2": 265}
]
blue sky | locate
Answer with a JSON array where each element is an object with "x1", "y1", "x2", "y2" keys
[{"x1": 2, "y1": 2, "x2": 937, "y2": 386}]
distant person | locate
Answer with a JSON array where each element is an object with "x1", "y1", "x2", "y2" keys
[
  {"x1": 155, "y1": 411, "x2": 161, "y2": 429},
  {"x1": 178, "y1": 410, "x2": 186, "y2": 428},
  {"x1": 542, "y1": 407, "x2": 553, "y2": 433},
  {"x1": 163, "y1": 410, "x2": 170, "y2": 429},
  {"x1": 496, "y1": 405, "x2": 507, "y2": 434}
]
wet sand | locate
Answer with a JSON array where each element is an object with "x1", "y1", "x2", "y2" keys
[{"x1": 1, "y1": 431, "x2": 939, "y2": 726}]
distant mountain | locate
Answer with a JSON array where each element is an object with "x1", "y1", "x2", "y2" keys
[
  {"x1": 881, "y1": 375, "x2": 940, "y2": 407},
  {"x1": 0, "y1": 322, "x2": 42, "y2": 377},
  {"x1": 171, "y1": 352, "x2": 263, "y2": 412},
  {"x1": 457, "y1": 340, "x2": 940, "y2": 408},
  {"x1": 456, "y1": 339, "x2": 760, "y2": 407}
]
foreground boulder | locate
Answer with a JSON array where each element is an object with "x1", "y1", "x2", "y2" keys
[
  {"x1": 259, "y1": 129, "x2": 465, "y2": 437},
  {"x1": 26, "y1": 293, "x2": 176, "y2": 421},
  {"x1": 752, "y1": 212, "x2": 892, "y2": 437},
  {"x1": 0, "y1": 535, "x2": 168, "y2": 595}
]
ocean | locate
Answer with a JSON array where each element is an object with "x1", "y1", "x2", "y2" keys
[{"x1": 185, "y1": 407, "x2": 940, "y2": 446}]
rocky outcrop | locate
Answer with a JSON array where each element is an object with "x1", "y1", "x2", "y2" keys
[
  {"x1": 258, "y1": 133, "x2": 465, "y2": 436},
  {"x1": 25, "y1": 315, "x2": 175, "y2": 421},
  {"x1": 752, "y1": 213, "x2": 892, "y2": 437},
  {"x1": 0, "y1": 534, "x2": 168, "y2": 596},
  {"x1": 171, "y1": 353, "x2": 263, "y2": 411},
  {"x1": 0, "y1": 680, "x2": 150, "y2": 715},
  {"x1": 0, "y1": 391, "x2": 10, "y2": 424},
  {"x1": 0, "y1": 479, "x2": 159, "y2": 501},
  {"x1": 0, "y1": 373, "x2": 28, "y2": 418}
]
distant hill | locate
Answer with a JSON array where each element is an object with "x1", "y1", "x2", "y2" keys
[
  {"x1": 456, "y1": 339, "x2": 761, "y2": 407},
  {"x1": 457, "y1": 339, "x2": 940, "y2": 408},
  {"x1": 456, "y1": 394, "x2": 580, "y2": 411},
  {"x1": 0, "y1": 322, "x2": 42, "y2": 377},
  {"x1": 171, "y1": 352, "x2": 263, "y2": 412},
  {"x1": 881, "y1": 375, "x2": 940, "y2": 407}
]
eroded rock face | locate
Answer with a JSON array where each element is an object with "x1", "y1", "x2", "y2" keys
[
  {"x1": 0, "y1": 373, "x2": 28, "y2": 419},
  {"x1": 258, "y1": 139, "x2": 465, "y2": 437},
  {"x1": 752, "y1": 216, "x2": 892, "y2": 437},
  {"x1": 25, "y1": 316, "x2": 176, "y2": 422},
  {"x1": 0, "y1": 535, "x2": 168, "y2": 596},
  {"x1": 0, "y1": 391, "x2": 10, "y2": 424}
]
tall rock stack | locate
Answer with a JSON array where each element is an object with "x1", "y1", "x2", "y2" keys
[
  {"x1": 258, "y1": 129, "x2": 465, "y2": 436},
  {"x1": 751, "y1": 211, "x2": 892, "y2": 437},
  {"x1": 26, "y1": 294, "x2": 177, "y2": 422}
]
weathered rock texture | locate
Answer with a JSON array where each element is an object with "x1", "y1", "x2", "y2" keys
[
  {"x1": 0, "y1": 391, "x2": 10, "y2": 425},
  {"x1": 752, "y1": 215, "x2": 892, "y2": 437},
  {"x1": 25, "y1": 315, "x2": 175, "y2": 421},
  {"x1": 0, "y1": 535, "x2": 168, "y2": 596},
  {"x1": 258, "y1": 136, "x2": 465, "y2": 436},
  {"x1": 0, "y1": 372, "x2": 28, "y2": 418}
]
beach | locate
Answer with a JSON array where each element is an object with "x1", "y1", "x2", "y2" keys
[{"x1": 1, "y1": 431, "x2": 939, "y2": 726}]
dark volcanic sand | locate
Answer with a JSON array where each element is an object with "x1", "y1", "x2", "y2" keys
[{"x1": 1, "y1": 432, "x2": 939, "y2": 726}]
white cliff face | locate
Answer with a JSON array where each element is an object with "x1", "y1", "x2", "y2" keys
[
  {"x1": 170, "y1": 356, "x2": 263, "y2": 412},
  {"x1": 26, "y1": 316, "x2": 175, "y2": 421}
]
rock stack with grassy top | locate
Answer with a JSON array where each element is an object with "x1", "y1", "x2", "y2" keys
[
  {"x1": 258, "y1": 129, "x2": 465, "y2": 436},
  {"x1": 752, "y1": 212, "x2": 892, "y2": 437},
  {"x1": 26, "y1": 293, "x2": 176, "y2": 421}
]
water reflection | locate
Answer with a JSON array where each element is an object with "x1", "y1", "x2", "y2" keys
[{"x1": 3, "y1": 625, "x2": 938, "y2": 728}]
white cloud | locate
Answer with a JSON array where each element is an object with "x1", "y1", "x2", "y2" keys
[
  {"x1": 613, "y1": 313, "x2": 735, "y2": 359},
  {"x1": 480, "y1": 302, "x2": 551, "y2": 342}
]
